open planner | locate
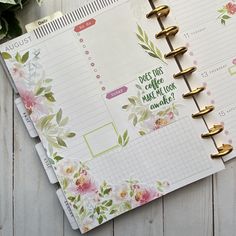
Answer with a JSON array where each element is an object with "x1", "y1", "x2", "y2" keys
[{"x1": 0, "y1": 0, "x2": 235, "y2": 233}]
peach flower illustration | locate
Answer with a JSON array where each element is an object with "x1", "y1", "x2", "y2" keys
[
  {"x1": 57, "y1": 159, "x2": 78, "y2": 177},
  {"x1": 134, "y1": 186, "x2": 157, "y2": 205},
  {"x1": 69, "y1": 171, "x2": 97, "y2": 195}
]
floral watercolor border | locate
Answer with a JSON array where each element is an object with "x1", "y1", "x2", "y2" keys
[
  {"x1": 122, "y1": 87, "x2": 180, "y2": 136},
  {"x1": 55, "y1": 160, "x2": 169, "y2": 233},
  {"x1": 2, "y1": 49, "x2": 170, "y2": 233},
  {"x1": 2, "y1": 50, "x2": 76, "y2": 164}
]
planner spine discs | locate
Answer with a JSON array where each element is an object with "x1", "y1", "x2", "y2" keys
[{"x1": 146, "y1": 1, "x2": 233, "y2": 158}]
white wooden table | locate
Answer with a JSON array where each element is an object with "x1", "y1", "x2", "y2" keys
[{"x1": 0, "y1": 1, "x2": 236, "y2": 236}]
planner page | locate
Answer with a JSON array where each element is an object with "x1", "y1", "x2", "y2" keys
[
  {"x1": 163, "y1": 0, "x2": 236, "y2": 161},
  {"x1": 0, "y1": 0, "x2": 224, "y2": 233}
]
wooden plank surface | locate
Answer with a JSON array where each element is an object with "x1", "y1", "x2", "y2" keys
[
  {"x1": 0, "y1": 54, "x2": 13, "y2": 236},
  {"x1": 0, "y1": 1, "x2": 236, "y2": 236},
  {"x1": 214, "y1": 161, "x2": 236, "y2": 236}
]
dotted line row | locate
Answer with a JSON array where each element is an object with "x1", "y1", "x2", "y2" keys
[{"x1": 78, "y1": 33, "x2": 106, "y2": 91}]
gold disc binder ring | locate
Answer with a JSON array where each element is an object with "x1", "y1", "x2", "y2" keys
[
  {"x1": 192, "y1": 105, "x2": 215, "y2": 118},
  {"x1": 165, "y1": 46, "x2": 188, "y2": 59},
  {"x1": 201, "y1": 124, "x2": 224, "y2": 138},
  {"x1": 155, "y1": 26, "x2": 179, "y2": 38},
  {"x1": 182, "y1": 87, "x2": 205, "y2": 98},
  {"x1": 146, "y1": 5, "x2": 170, "y2": 18},
  {"x1": 174, "y1": 66, "x2": 197, "y2": 79},
  {"x1": 211, "y1": 144, "x2": 233, "y2": 158}
]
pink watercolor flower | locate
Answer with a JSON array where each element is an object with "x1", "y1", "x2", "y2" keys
[
  {"x1": 18, "y1": 87, "x2": 49, "y2": 118},
  {"x1": 71, "y1": 173, "x2": 97, "y2": 194},
  {"x1": 134, "y1": 186, "x2": 157, "y2": 205},
  {"x1": 226, "y1": 2, "x2": 236, "y2": 15},
  {"x1": 11, "y1": 64, "x2": 25, "y2": 80},
  {"x1": 167, "y1": 111, "x2": 174, "y2": 120},
  {"x1": 144, "y1": 116, "x2": 159, "y2": 131},
  {"x1": 232, "y1": 58, "x2": 236, "y2": 65},
  {"x1": 21, "y1": 90, "x2": 38, "y2": 110}
]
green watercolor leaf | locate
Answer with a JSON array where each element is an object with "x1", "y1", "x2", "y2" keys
[
  {"x1": 148, "y1": 51, "x2": 158, "y2": 58},
  {"x1": 68, "y1": 196, "x2": 76, "y2": 202},
  {"x1": 139, "y1": 110, "x2": 149, "y2": 122},
  {"x1": 124, "y1": 202, "x2": 132, "y2": 210},
  {"x1": 56, "y1": 109, "x2": 62, "y2": 124},
  {"x1": 54, "y1": 156, "x2": 63, "y2": 162},
  {"x1": 122, "y1": 105, "x2": 129, "y2": 110},
  {"x1": 150, "y1": 41, "x2": 155, "y2": 51},
  {"x1": 222, "y1": 15, "x2": 230, "y2": 19},
  {"x1": 79, "y1": 206, "x2": 84, "y2": 215},
  {"x1": 133, "y1": 115, "x2": 138, "y2": 126},
  {"x1": 110, "y1": 209, "x2": 117, "y2": 215},
  {"x1": 21, "y1": 51, "x2": 29, "y2": 64},
  {"x1": 137, "y1": 24, "x2": 143, "y2": 36},
  {"x1": 105, "y1": 200, "x2": 113, "y2": 207},
  {"x1": 123, "y1": 137, "x2": 129, "y2": 147},
  {"x1": 128, "y1": 97, "x2": 136, "y2": 105},
  {"x1": 35, "y1": 87, "x2": 45, "y2": 96},
  {"x1": 144, "y1": 31, "x2": 149, "y2": 44},
  {"x1": 136, "y1": 24, "x2": 166, "y2": 64},
  {"x1": 62, "y1": 178, "x2": 68, "y2": 190},
  {"x1": 1, "y1": 52, "x2": 11, "y2": 59},
  {"x1": 139, "y1": 43, "x2": 150, "y2": 51},
  {"x1": 96, "y1": 207, "x2": 100, "y2": 214},
  {"x1": 139, "y1": 131, "x2": 146, "y2": 136},
  {"x1": 15, "y1": 52, "x2": 21, "y2": 63},
  {"x1": 98, "y1": 215, "x2": 103, "y2": 224},
  {"x1": 45, "y1": 92, "x2": 56, "y2": 102},
  {"x1": 155, "y1": 46, "x2": 163, "y2": 59},
  {"x1": 118, "y1": 135, "x2": 122, "y2": 146},
  {"x1": 218, "y1": 9, "x2": 226, "y2": 13},
  {"x1": 104, "y1": 188, "x2": 111, "y2": 195},
  {"x1": 67, "y1": 132, "x2": 76, "y2": 138},
  {"x1": 57, "y1": 137, "x2": 67, "y2": 147},
  {"x1": 136, "y1": 33, "x2": 144, "y2": 42},
  {"x1": 123, "y1": 130, "x2": 128, "y2": 141},
  {"x1": 74, "y1": 172, "x2": 79, "y2": 178},
  {"x1": 59, "y1": 117, "x2": 69, "y2": 126},
  {"x1": 40, "y1": 114, "x2": 55, "y2": 129}
]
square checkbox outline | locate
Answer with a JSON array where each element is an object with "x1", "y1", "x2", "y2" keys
[{"x1": 83, "y1": 122, "x2": 119, "y2": 158}]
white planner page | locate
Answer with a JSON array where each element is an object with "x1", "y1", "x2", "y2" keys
[
  {"x1": 163, "y1": 0, "x2": 236, "y2": 160},
  {"x1": 0, "y1": 0, "x2": 224, "y2": 233}
]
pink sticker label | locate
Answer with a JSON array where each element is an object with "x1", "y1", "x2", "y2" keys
[
  {"x1": 74, "y1": 19, "x2": 96, "y2": 32},
  {"x1": 106, "y1": 86, "x2": 128, "y2": 99}
]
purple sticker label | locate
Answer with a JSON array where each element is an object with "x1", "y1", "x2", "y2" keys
[{"x1": 106, "y1": 86, "x2": 128, "y2": 99}]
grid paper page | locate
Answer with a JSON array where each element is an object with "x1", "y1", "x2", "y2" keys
[{"x1": 89, "y1": 116, "x2": 213, "y2": 187}]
